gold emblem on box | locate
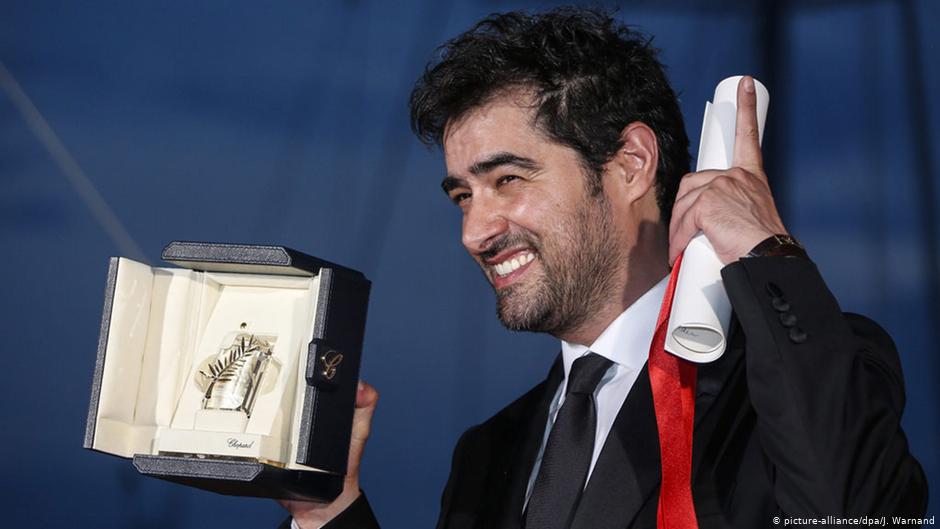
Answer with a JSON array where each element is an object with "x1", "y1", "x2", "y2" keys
[{"x1": 321, "y1": 350, "x2": 344, "y2": 380}]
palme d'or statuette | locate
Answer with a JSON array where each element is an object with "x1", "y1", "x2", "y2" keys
[{"x1": 197, "y1": 323, "x2": 275, "y2": 418}]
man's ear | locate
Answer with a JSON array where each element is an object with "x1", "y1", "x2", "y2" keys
[{"x1": 604, "y1": 121, "x2": 658, "y2": 202}]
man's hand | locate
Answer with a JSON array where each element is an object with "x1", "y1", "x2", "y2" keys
[
  {"x1": 278, "y1": 381, "x2": 379, "y2": 529},
  {"x1": 668, "y1": 76, "x2": 788, "y2": 265}
]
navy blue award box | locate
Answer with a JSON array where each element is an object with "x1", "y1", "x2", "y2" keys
[{"x1": 84, "y1": 241, "x2": 370, "y2": 501}]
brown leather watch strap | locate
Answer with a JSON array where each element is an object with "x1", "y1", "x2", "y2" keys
[{"x1": 745, "y1": 234, "x2": 809, "y2": 259}]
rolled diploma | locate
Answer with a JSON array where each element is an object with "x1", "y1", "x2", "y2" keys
[{"x1": 664, "y1": 76, "x2": 769, "y2": 363}]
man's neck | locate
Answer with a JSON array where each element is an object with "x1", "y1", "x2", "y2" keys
[{"x1": 558, "y1": 257, "x2": 670, "y2": 347}]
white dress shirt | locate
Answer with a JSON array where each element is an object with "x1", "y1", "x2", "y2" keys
[{"x1": 524, "y1": 274, "x2": 669, "y2": 505}]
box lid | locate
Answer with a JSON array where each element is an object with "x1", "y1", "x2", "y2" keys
[{"x1": 162, "y1": 241, "x2": 365, "y2": 279}]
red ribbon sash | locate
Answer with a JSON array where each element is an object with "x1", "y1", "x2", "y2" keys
[{"x1": 648, "y1": 252, "x2": 699, "y2": 529}]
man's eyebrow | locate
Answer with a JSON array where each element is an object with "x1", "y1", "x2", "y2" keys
[
  {"x1": 468, "y1": 152, "x2": 541, "y2": 175},
  {"x1": 440, "y1": 152, "x2": 541, "y2": 194}
]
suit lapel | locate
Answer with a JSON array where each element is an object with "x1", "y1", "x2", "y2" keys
[
  {"x1": 494, "y1": 356, "x2": 564, "y2": 529},
  {"x1": 570, "y1": 365, "x2": 661, "y2": 529}
]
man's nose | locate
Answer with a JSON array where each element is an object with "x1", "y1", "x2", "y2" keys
[{"x1": 462, "y1": 195, "x2": 509, "y2": 254}]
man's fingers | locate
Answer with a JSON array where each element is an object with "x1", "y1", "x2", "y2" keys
[
  {"x1": 278, "y1": 383, "x2": 377, "y2": 524},
  {"x1": 670, "y1": 181, "x2": 705, "y2": 243},
  {"x1": 346, "y1": 381, "x2": 379, "y2": 478},
  {"x1": 673, "y1": 170, "x2": 727, "y2": 210},
  {"x1": 671, "y1": 171, "x2": 747, "y2": 243},
  {"x1": 669, "y1": 206, "x2": 698, "y2": 266},
  {"x1": 733, "y1": 76, "x2": 763, "y2": 172},
  {"x1": 355, "y1": 380, "x2": 379, "y2": 410},
  {"x1": 352, "y1": 381, "x2": 378, "y2": 442},
  {"x1": 669, "y1": 189, "x2": 707, "y2": 265}
]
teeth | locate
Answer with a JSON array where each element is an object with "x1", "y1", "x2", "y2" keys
[{"x1": 493, "y1": 252, "x2": 535, "y2": 277}]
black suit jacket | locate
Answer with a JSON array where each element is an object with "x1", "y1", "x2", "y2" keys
[{"x1": 312, "y1": 257, "x2": 927, "y2": 529}]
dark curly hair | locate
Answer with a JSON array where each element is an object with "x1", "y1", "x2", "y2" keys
[{"x1": 409, "y1": 7, "x2": 690, "y2": 223}]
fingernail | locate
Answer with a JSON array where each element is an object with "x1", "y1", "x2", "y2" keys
[
  {"x1": 744, "y1": 76, "x2": 755, "y2": 94},
  {"x1": 357, "y1": 381, "x2": 364, "y2": 392}
]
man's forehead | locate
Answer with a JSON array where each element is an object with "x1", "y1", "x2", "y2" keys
[{"x1": 443, "y1": 94, "x2": 544, "y2": 172}]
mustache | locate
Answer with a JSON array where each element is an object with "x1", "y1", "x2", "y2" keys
[{"x1": 478, "y1": 230, "x2": 540, "y2": 261}]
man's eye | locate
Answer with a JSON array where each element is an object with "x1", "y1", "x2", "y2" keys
[
  {"x1": 451, "y1": 192, "x2": 471, "y2": 205},
  {"x1": 497, "y1": 174, "x2": 520, "y2": 186}
]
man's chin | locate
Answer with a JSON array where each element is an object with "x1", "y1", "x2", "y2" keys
[
  {"x1": 495, "y1": 292, "x2": 552, "y2": 332},
  {"x1": 497, "y1": 311, "x2": 541, "y2": 332}
]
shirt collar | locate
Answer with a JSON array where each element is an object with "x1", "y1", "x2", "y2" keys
[{"x1": 560, "y1": 274, "x2": 669, "y2": 380}]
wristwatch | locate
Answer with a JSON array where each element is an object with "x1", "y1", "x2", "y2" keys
[{"x1": 745, "y1": 234, "x2": 808, "y2": 259}]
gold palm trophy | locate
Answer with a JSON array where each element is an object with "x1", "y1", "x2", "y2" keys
[{"x1": 196, "y1": 323, "x2": 276, "y2": 419}]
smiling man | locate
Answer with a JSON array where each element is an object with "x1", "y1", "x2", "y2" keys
[
  {"x1": 282, "y1": 8, "x2": 927, "y2": 529},
  {"x1": 442, "y1": 101, "x2": 648, "y2": 345}
]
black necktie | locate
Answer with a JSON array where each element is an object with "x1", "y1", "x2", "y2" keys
[{"x1": 524, "y1": 353, "x2": 613, "y2": 529}]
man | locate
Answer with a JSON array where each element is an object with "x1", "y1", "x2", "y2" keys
[{"x1": 282, "y1": 8, "x2": 927, "y2": 528}]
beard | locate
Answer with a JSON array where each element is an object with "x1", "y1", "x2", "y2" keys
[{"x1": 483, "y1": 193, "x2": 623, "y2": 337}]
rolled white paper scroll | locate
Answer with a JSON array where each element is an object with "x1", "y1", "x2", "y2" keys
[{"x1": 664, "y1": 76, "x2": 769, "y2": 363}]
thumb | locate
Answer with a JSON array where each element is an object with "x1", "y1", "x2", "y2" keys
[{"x1": 345, "y1": 380, "x2": 379, "y2": 480}]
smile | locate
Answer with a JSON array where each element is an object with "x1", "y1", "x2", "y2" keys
[{"x1": 492, "y1": 251, "x2": 536, "y2": 277}]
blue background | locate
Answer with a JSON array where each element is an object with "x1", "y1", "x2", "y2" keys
[{"x1": 1, "y1": 1, "x2": 937, "y2": 527}]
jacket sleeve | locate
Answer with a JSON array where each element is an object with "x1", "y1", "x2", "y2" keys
[{"x1": 721, "y1": 256, "x2": 928, "y2": 519}]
